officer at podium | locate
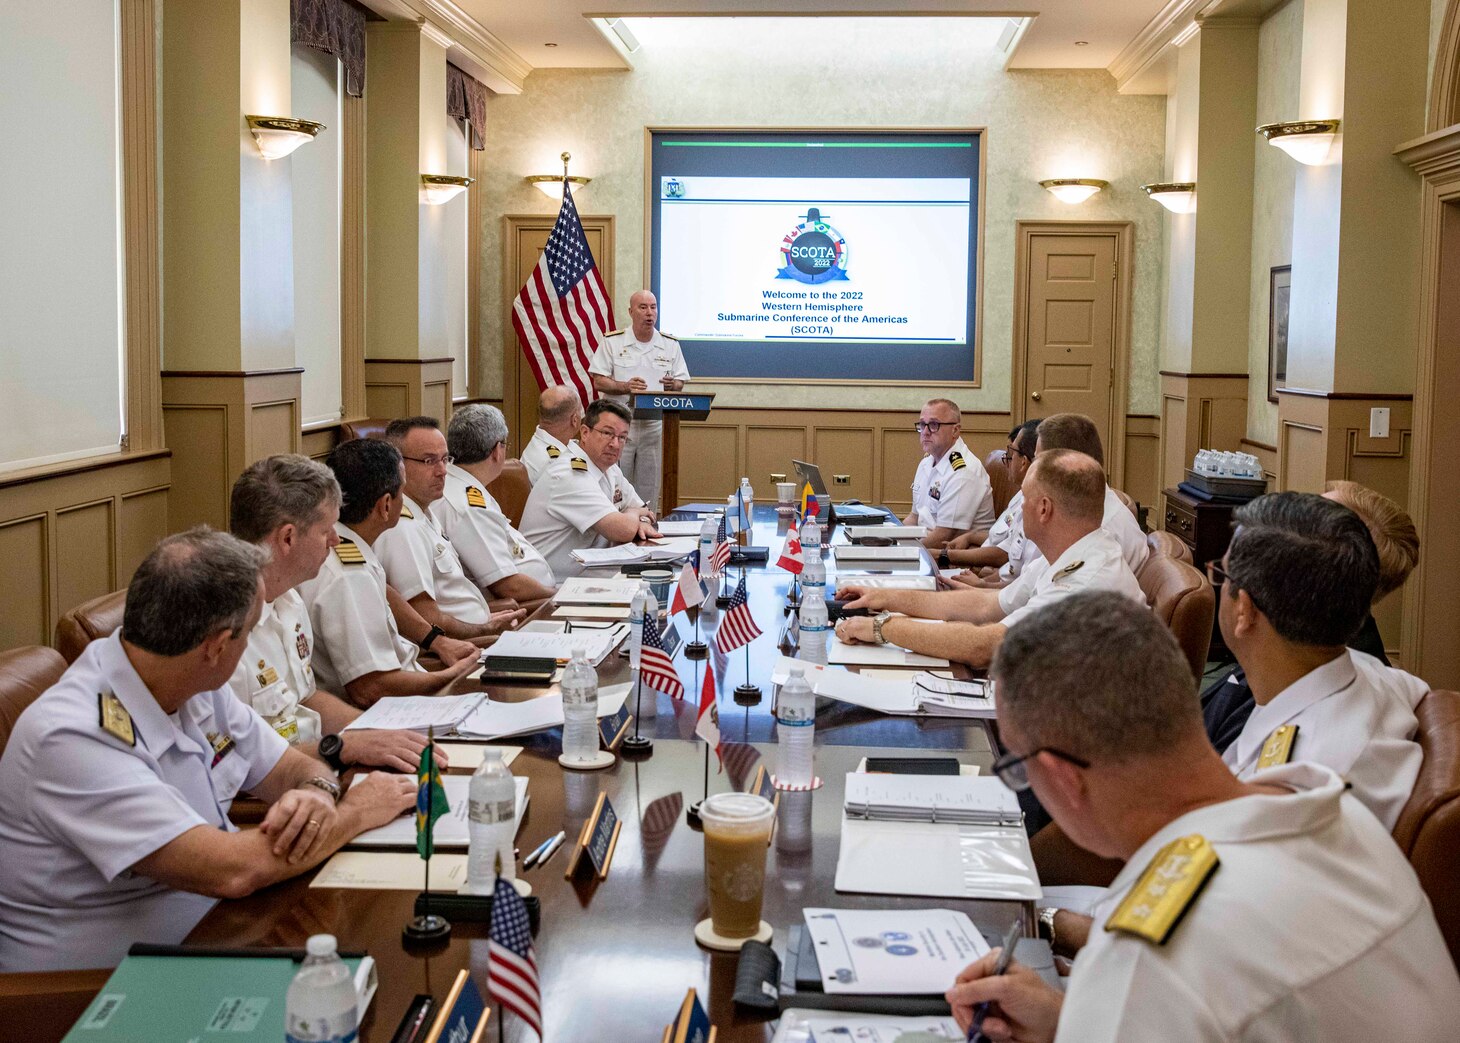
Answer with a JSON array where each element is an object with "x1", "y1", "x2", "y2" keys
[{"x1": 589, "y1": 289, "x2": 689, "y2": 509}]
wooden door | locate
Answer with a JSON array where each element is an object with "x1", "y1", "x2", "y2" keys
[
  {"x1": 1019, "y1": 232, "x2": 1119, "y2": 451},
  {"x1": 500, "y1": 216, "x2": 614, "y2": 452}
]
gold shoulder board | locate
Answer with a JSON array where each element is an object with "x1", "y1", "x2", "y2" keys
[
  {"x1": 1106, "y1": 834, "x2": 1219, "y2": 945},
  {"x1": 1056, "y1": 559, "x2": 1085, "y2": 577},
  {"x1": 660, "y1": 331, "x2": 678, "y2": 341},
  {"x1": 99, "y1": 691, "x2": 136, "y2": 747},
  {"x1": 604, "y1": 328, "x2": 624, "y2": 337},
  {"x1": 465, "y1": 486, "x2": 488, "y2": 509},
  {"x1": 949, "y1": 451, "x2": 966, "y2": 471},
  {"x1": 570, "y1": 457, "x2": 589, "y2": 472},
  {"x1": 398, "y1": 503, "x2": 414, "y2": 520},
  {"x1": 546, "y1": 445, "x2": 561, "y2": 459},
  {"x1": 334, "y1": 540, "x2": 366, "y2": 566},
  {"x1": 1257, "y1": 724, "x2": 1299, "y2": 769}
]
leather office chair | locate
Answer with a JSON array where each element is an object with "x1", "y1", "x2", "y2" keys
[
  {"x1": 1392, "y1": 688, "x2": 1460, "y2": 966},
  {"x1": 54, "y1": 589, "x2": 126, "y2": 664},
  {"x1": 1146, "y1": 530, "x2": 1194, "y2": 566},
  {"x1": 984, "y1": 449, "x2": 1017, "y2": 519},
  {"x1": 0, "y1": 646, "x2": 66, "y2": 757},
  {"x1": 1136, "y1": 554, "x2": 1214, "y2": 681},
  {"x1": 490, "y1": 459, "x2": 533, "y2": 529},
  {"x1": 339, "y1": 418, "x2": 391, "y2": 442}
]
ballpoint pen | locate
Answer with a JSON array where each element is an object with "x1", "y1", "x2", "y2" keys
[
  {"x1": 967, "y1": 917, "x2": 1023, "y2": 1043},
  {"x1": 535, "y1": 832, "x2": 568, "y2": 868},
  {"x1": 522, "y1": 832, "x2": 560, "y2": 869}
]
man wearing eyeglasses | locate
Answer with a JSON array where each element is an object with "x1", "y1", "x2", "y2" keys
[
  {"x1": 906, "y1": 399, "x2": 995, "y2": 547},
  {"x1": 941, "y1": 419, "x2": 1042, "y2": 585},
  {"x1": 373, "y1": 417, "x2": 526, "y2": 646},
  {"x1": 520, "y1": 399, "x2": 662, "y2": 581},
  {"x1": 945, "y1": 591, "x2": 1460, "y2": 1043}
]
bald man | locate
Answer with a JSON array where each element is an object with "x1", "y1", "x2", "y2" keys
[
  {"x1": 522, "y1": 386, "x2": 583, "y2": 484},
  {"x1": 589, "y1": 290, "x2": 690, "y2": 509}
]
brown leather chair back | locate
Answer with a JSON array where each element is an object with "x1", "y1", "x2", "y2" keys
[
  {"x1": 490, "y1": 459, "x2": 533, "y2": 529},
  {"x1": 0, "y1": 646, "x2": 66, "y2": 757},
  {"x1": 1392, "y1": 688, "x2": 1460, "y2": 965},
  {"x1": 1146, "y1": 530, "x2": 1194, "y2": 565},
  {"x1": 54, "y1": 589, "x2": 126, "y2": 664},
  {"x1": 339, "y1": 418, "x2": 392, "y2": 442},
  {"x1": 984, "y1": 449, "x2": 1017, "y2": 519},
  {"x1": 1136, "y1": 554, "x2": 1213, "y2": 680}
]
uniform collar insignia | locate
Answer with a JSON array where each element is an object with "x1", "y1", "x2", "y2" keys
[{"x1": 1257, "y1": 724, "x2": 1299, "y2": 768}]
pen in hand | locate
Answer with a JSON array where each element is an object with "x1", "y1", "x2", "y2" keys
[{"x1": 967, "y1": 917, "x2": 1023, "y2": 1043}]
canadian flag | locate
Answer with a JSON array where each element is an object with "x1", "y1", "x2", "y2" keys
[{"x1": 776, "y1": 521, "x2": 804, "y2": 574}]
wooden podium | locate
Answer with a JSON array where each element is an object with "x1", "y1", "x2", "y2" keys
[{"x1": 631, "y1": 391, "x2": 714, "y2": 512}]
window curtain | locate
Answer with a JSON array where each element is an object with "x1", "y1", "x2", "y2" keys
[
  {"x1": 447, "y1": 63, "x2": 488, "y2": 150},
  {"x1": 291, "y1": 0, "x2": 366, "y2": 97}
]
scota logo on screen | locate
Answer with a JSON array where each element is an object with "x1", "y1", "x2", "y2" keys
[{"x1": 777, "y1": 207, "x2": 849, "y2": 285}]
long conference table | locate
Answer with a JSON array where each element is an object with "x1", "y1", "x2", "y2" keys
[{"x1": 25, "y1": 506, "x2": 1016, "y2": 1042}]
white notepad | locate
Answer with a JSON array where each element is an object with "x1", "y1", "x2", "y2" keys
[
  {"x1": 834, "y1": 545, "x2": 923, "y2": 562},
  {"x1": 815, "y1": 669, "x2": 996, "y2": 718},
  {"x1": 554, "y1": 577, "x2": 642, "y2": 605},
  {"x1": 845, "y1": 525, "x2": 928, "y2": 540},
  {"x1": 828, "y1": 635, "x2": 948, "y2": 669},
  {"x1": 348, "y1": 775, "x2": 528, "y2": 849}
]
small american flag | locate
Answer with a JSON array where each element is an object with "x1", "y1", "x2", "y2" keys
[
  {"x1": 710, "y1": 515, "x2": 732, "y2": 573},
  {"x1": 640, "y1": 612, "x2": 686, "y2": 699},
  {"x1": 715, "y1": 575, "x2": 763, "y2": 653},
  {"x1": 510, "y1": 182, "x2": 613, "y2": 408},
  {"x1": 488, "y1": 874, "x2": 542, "y2": 1037}
]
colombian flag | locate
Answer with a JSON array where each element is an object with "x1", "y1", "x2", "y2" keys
[{"x1": 799, "y1": 481, "x2": 821, "y2": 521}]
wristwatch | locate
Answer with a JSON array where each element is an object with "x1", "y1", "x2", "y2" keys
[
  {"x1": 317, "y1": 733, "x2": 348, "y2": 774},
  {"x1": 1038, "y1": 906, "x2": 1059, "y2": 950},
  {"x1": 300, "y1": 775, "x2": 342, "y2": 803},
  {"x1": 938, "y1": 548, "x2": 951, "y2": 569},
  {"x1": 871, "y1": 610, "x2": 894, "y2": 645},
  {"x1": 419, "y1": 624, "x2": 445, "y2": 651}
]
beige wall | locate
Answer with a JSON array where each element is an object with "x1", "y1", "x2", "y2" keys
[
  {"x1": 1159, "y1": 38, "x2": 1201, "y2": 374},
  {"x1": 478, "y1": 20, "x2": 1167, "y2": 415}
]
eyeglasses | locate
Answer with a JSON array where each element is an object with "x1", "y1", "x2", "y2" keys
[
  {"x1": 1204, "y1": 559, "x2": 1231, "y2": 587},
  {"x1": 914, "y1": 419, "x2": 958, "y2": 434},
  {"x1": 589, "y1": 427, "x2": 630, "y2": 445},
  {"x1": 990, "y1": 746, "x2": 1090, "y2": 792},
  {"x1": 401, "y1": 454, "x2": 453, "y2": 468},
  {"x1": 1001, "y1": 447, "x2": 1034, "y2": 466}
]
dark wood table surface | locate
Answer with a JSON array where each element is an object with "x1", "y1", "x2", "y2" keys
[{"x1": 21, "y1": 506, "x2": 1010, "y2": 1041}]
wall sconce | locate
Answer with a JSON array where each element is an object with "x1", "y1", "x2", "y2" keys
[
  {"x1": 525, "y1": 151, "x2": 591, "y2": 200},
  {"x1": 1141, "y1": 181, "x2": 1197, "y2": 213},
  {"x1": 1256, "y1": 119, "x2": 1340, "y2": 165},
  {"x1": 245, "y1": 115, "x2": 324, "y2": 160},
  {"x1": 420, "y1": 174, "x2": 474, "y2": 205},
  {"x1": 1038, "y1": 178, "x2": 1108, "y2": 204}
]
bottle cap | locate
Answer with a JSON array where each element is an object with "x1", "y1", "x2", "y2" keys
[
  {"x1": 789, "y1": 664, "x2": 805, "y2": 676},
  {"x1": 305, "y1": 934, "x2": 337, "y2": 957},
  {"x1": 571, "y1": 645, "x2": 588, "y2": 660}
]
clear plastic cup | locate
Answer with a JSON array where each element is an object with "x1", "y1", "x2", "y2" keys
[{"x1": 700, "y1": 792, "x2": 776, "y2": 939}]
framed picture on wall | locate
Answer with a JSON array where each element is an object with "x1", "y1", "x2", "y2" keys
[{"x1": 1268, "y1": 265, "x2": 1291, "y2": 403}]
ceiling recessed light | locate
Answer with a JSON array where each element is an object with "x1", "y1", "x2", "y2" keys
[{"x1": 1074, "y1": 40, "x2": 1089, "y2": 46}]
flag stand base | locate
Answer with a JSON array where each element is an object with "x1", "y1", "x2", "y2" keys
[
  {"x1": 684, "y1": 640, "x2": 709, "y2": 660},
  {"x1": 733, "y1": 683, "x2": 761, "y2": 707},
  {"x1": 621, "y1": 734, "x2": 654, "y2": 756},
  {"x1": 685, "y1": 800, "x2": 704, "y2": 830},
  {"x1": 402, "y1": 913, "x2": 451, "y2": 945}
]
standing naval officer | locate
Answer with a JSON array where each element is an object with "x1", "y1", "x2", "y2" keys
[{"x1": 589, "y1": 289, "x2": 689, "y2": 509}]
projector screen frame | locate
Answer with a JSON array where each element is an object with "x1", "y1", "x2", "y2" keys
[{"x1": 642, "y1": 125, "x2": 988, "y2": 388}]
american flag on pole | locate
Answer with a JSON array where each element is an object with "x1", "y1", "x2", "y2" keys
[
  {"x1": 510, "y1": 182, "x2": 613, "y2": 409},
  {"x1": 715, "y1": 574, "x2": 763, "y2": 653},
  {"x1": 488, "y1": 873, "x2": 542, "y2": 1037},
  {"x1": 710, "y1": 515, "x2": 733, "y2": 574},
  {"x1": 640, "y1": 612, "x2": 686, "y2": 699}
]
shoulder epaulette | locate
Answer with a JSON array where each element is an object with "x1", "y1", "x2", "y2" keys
[
  {"x1": 1257, "y1": 724, "x2": 1299, "y2": 769},
  {"x1": 1106, "y1": 834, "x2": 1218, "y2": 945},
  {"x1": 99, "y1": 691, "x2": 136, "y2": 746},
  {"x1": 660, "y1": 331, "x2": 678, "y2": 341},
  {"x1": 1055, "y1": 559, "x2": 1085, "y2": 578},
  {"x1": 334, "y1": 539, "x2": 366, "y2": 566},
  {"x1": 948, "y1": 450, "x2": 966, "y2": 471},
  {"x1": 398, "y1": 503, "x2": 414, "y2": 520},
  {"x1": 570, "y1": 457, "x2": 589, "y2": 473},
  {"x1": 604, "y1": 328, "x2": 623, "y2": 337},
  {"x1": 546, "y1": 445, "x2": 561, "y2": 459},
  {"x1": 465, "y1": 486, "x2": 488, "y2": 510}
]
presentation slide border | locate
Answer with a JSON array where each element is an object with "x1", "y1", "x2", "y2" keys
[{"x1": 646, "y1": 127, "x2": 985, "y2": 386}]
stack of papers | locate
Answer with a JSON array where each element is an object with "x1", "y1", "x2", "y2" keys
[
  {"x1": 800, "y1": 908, "x2": 988, "y2": 994},
  {"x1": 342, "y1": 694, "x2": 485, "y2": 734},
  {"x1": 834, "y1": 544, "x2": 922, "y2": 563},
  {"x1": 815, "y1": 669, "x2": 995, "y2": 718},
  {"x1": 554, "y1": 577, "x2": 641, "y2": 605},
  {"x1": 772, "y1": 1010, "x2": 962, "y2": 1043},
  {"x1": 832, "y1": 574, "x2": 937, "y2": 591},
  {"x1": 846, "y1": 524, "x2": 927, "y2": 541},
  {"x1": 654, "y1": 519, "x2": 707, "y2": 536},
  {"x1": 844, "y1": 773, "x2": 1022, "y2": 826},
  {"x1": 480, "y1": 624, "x2": 628, "y2": 666},
  {"x1": 570, "y1": 536, "x2": 699, "y2": 567},
  {"x1": 828, "y1": 634, "x2": 948, "y2": 669},
  {"x1": 454, "y1": 682, "x2": 632, "y2": 740},
  {"x1": 349, "y1": 775, "x2": 527, "y2": 849}
]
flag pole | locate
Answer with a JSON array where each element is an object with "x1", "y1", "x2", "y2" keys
[
  {"x1": 688, "y1": 657, "x2": 707, "y2": 829},
  {"x1": 622, "y1": 669, "x2": 653, "y2": 756},
  {"x1": 404, "y1": 727, "x2": 451, "y2": 944},
  {"x1": 733, "y1": 563, "x2": 762, "y2": 707}
]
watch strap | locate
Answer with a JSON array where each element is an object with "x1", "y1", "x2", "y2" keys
[
  {"x1": 318, "y1": 733, "x2": 347, "y2": 774},
  {"x1": 300, "y1": 775, "x2": 341, "y2": 803},
  {"x1": 420, "y1": 624, "x2": 445, "y2": 651}
]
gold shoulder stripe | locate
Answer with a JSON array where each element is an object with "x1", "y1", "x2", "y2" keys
[
  {"x1": 546, "y1": 445, "x2": 561, "y2": 459},
  {"x1": 604, "y1": 328, "x2": 624, "y2": 337},
  {"x1": 398, "y1": 503, "x2": 414, "y2": 520},
  {"x1": 570, "y1": 457, "x2": 588, "y2": 472},
  {"x1": 1257, "y1": 724, "x2": 1299, "y2": 769},
  {"x1": 660, "y1": 331, "x2": 679, "y2": 340},
  {"x1": 1106, "y1": 834, "x2": 1218, "y2": 945},
  {"x1": 334, "y1": 540, "x2": 366, "y2": 565},
  {"x1": 99, "y1": 691, "x2": 136, "y2": 747},
  {"x1": 949, "y1": 451, "x2": 966, "y2": 471},
  {"x1": 465, "y1": 486, "x2": 488, "y2": 510},
  {"x1": 1056, "y1": 559, "x2": 1085, "y2": 578}
]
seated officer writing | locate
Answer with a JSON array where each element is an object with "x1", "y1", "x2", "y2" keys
[
  {"x1": 838, "y1": 450, "x2": 1143, "y2": 667},
  {"x1": 299, "y1": 438, "x2": 482, "y2": 706},
  {"x1": 438, "y1": 404, "x2": 557, "y2": 605},
  {"x1": 521, "y1": 385, "x2": 582, "y2": 484},
  {"x1": 228, "y1": 454, "x2": 442, "y2": 773},
  {"x1": 946, "y1": 591, "x2": 1460, "y2": 1043},
  {"x1": 519, "y1": 399, "x2": 661, "y2": 581},
  {"x1": 375, "y1": 416, "x2": 525, "y2": 643},
  {"x1": 0, "y1": 529, "x2": 414, "y2": 972},
  {"x1": 905, "y1": 398, "x2": 995, "y2": 546}
]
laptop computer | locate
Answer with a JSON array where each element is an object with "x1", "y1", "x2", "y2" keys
[{"x1": 790, "y1": 460, "x2": 888, "y2": 525}]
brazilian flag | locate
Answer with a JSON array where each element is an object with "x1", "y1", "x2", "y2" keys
[{"x1": 415, "y1": 735, "x2": 449, "y2": 859}]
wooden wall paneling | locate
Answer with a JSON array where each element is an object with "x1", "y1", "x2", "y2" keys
[
  {"x1": 745, "y1": 425, "x2": 809, "y2": 492},
  {"x1": 362, "y1": 358, "x2": 455, "y2": 421},
  {"x1": 162, "y1": 405, "x2": 232, "y2": 531},
  {"x1": 365, "y1": 382, "x2": 411, "y2": 420},
  {"x1": 810, "y1": 426, "x2": 875, "y2": 503},
  {"x1": 340, "y1": 91, "x2": 367, "y2": 425},
  {"x1": 0, "y1": 515, "x2": 48, "y2": 649},
  {"x1": 678, "y1": 423, "x2": 740, "y2": 502},
  {"x1": 879, "y1": 427, "x2": 923, "y2": 515},
  {"x1": 1122, "y1": 414, "x2": 1161, "y2": 510},
  {"x1": 55, "y1": 499, "x2": 116, "y2": 625},
  {"x1": 251, "y1": 401, "x2": 299, "y2": 461},
  {"x1": 300, "y1": 428, "x2": 337, "y2": 461},
  {"x1": 118, "y1": 486, "x2": 169, "y2": 580},
  {"x1": 120, "y1": 0, "x2": 163, "y2": 453}
]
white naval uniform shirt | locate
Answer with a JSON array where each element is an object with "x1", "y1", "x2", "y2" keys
[
  {"x1": 521, "y1": 426, "x2": 568, "y2": 484},
  {"x1": 997, "y1": 527, "x2": 1144, "y2": 628},
  {"x1": 373, "y1": 494, "x2": 490, "y2": 626},
  {"x1": 985, "y1": 491, "x2": 1043, "y2": 581},
  {"x1": 436, "y1": 462, "x2": 555, "y2": 590},
  {"x1": 226, "y1": 587, "x2": 322, "y2": 745},
  {"x1": 1102, "y1": 485, "x2": 1149, "y2": 574},
  {"x1": 1058, "y1": 762, "x2": 1460, "y2": 1043},
  {"x1": 588, "y1": 328, "x2": 690, "y2": 408},
  {"x1": 297, "y1": 522, "x2": 423, "y2": 691},
  {"x1": 519, "y1": 445, "x2": 645, "y2": 582},
  {"x1": 0, "y1": 632, "x2": 288, "y2": 971},
  {"x1": 1222, "y1": 649, "x2": 1426, "y2": 831},
  {"x1": 911, "y1": 438, "x2": 996, "y2": 532}
]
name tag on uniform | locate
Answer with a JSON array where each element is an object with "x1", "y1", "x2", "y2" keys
[{"x1": 613, "y1": 487, "x2": 624, "y2": 505}]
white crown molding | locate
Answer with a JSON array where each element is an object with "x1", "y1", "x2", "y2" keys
[
  {"x1": 388, "y1": 0, "x2": 533, "y2": 95},
  {"x1": 1109, "y1": 0, "x2": 1223, "y2": 93},
  {"x1": 1396, "y1": 123, "x2": 1460, "y2": 179}
]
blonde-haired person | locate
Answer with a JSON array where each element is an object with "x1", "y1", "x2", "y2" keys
[{"x1": 1323, "y1": 480, "x2": 1419, "y2": 665}]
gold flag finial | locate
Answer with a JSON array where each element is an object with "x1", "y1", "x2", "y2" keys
[{"x1": 561, "y1": 151, "x2": 572, "y2": 177}]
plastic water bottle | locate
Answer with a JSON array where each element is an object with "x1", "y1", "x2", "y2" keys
[
  {"x1": 465, "y1": 748, "x2": 516, "y2": 893},
  {"x1": 629, "y1": 582, "x2": 658, "y2": 720},
  {"x1": 561, "y1": 646, "x2": 600, "y2": 764},
  {"x1": 698, "y1": 514, "x2": 719, "y2": 578},
  {"x1": 776, "y1": 664, "x2": 816, "y2": 788},
  {"x1": 803, "y1": 518, "x2": 823, "y2": 563},
  {"x1": 740, "y1": 475, "x2": 755, "y2": 508},
  {"x1": 285, "y1": 935, "x2": 357, "y2": 1043}
]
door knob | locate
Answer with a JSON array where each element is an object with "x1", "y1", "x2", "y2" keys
[{"x1": 1030, "y1": 391, "x2": 1042, "y2": 401}]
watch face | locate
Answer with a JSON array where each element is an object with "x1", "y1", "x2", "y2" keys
[{"x1": 319, "y1": 734, "x2": 342, "y2": 757}]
